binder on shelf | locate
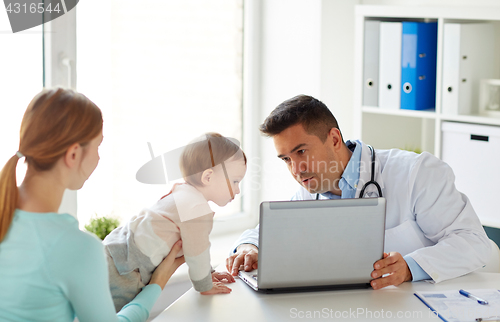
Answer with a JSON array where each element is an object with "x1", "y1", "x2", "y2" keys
[
  {"x1": 362, "y1": 20, "x2": 380, "y2": 107},
  {"x1": 442, "y1": 23, "x2": 496, "y2": 116},
  {"x1": 400, "y1": 21, "x2": 437, "y2": 111},
  {"x1": 379, "y1": 22, "x2": 402, "y2": 110}
]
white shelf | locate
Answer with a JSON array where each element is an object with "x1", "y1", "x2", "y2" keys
[
  {"x1": 362, "y1": 107, "x2": 500, "y2": 126},
  {"x1": 362, "y1": 106, "x2": 437, "y2": 119},
  {"x1": 354, "y1": 5, "x2": 500, "y2": 229},
  {"x1": 356, "y1": 5, "x2": 500, "y2": 21},
  {"x1": 440, "y1": 113, "x2": 500, "y2": 127}
]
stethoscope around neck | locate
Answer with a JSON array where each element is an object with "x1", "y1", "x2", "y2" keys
[{"x1": 315, "y1": 145, "x2": 383, "y2": 200}]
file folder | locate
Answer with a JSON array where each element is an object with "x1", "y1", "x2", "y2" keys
[
  {"x1": 362, "y1": 20, "x2": 380, "y2": 107},
  {"x1": 379, "y1": 22, "x2": 402, "y2": 110},
  {"x1": 400, "y1": 22, "x2": 437, "y2": 111},
  {"x1": 442, "y1": 23, "x2": 495, "y2": 115}
]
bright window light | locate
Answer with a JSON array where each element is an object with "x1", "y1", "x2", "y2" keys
[
  {"x1": 0, "y1": 11, "x2": 42, "y2": 185},
  {"x1": 76, "y1": 0, "x2": 244, "y2": 228}
]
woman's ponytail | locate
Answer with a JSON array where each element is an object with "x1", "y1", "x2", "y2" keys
[{"x1": 0, "y1": 155, "x2": 21, "y2": 242}]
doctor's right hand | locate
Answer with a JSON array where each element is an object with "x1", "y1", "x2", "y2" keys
[
  {"x1": 226, "y1": 244, "x2": 259, "y2": 276},
  {"x1": 370, "y1": 252, "x2": 412, "y2": 290}
]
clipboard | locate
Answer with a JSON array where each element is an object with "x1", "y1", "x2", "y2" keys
[{"x1": 414, "y1": 289, "x2": 500, "y2": 322}]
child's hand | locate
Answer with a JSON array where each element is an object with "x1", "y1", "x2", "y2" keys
[
  {"x1": 212, "y1": 271, "x2": 235, "y2": 283},
  {"x1": 200, "y1": 282, "x2": 232, "y2": 295}
]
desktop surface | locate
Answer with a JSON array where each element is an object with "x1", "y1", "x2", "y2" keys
[{"x1": 153, "y1": 269, "x2": 499, "y2": 322}]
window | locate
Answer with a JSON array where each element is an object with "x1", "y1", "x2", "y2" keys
[
  {"x1": 76, "y1": 0, "x2": 245, "y2": 228},
  {"x1": 0, "y1": 11, "x2": 42, "y2": 182}
]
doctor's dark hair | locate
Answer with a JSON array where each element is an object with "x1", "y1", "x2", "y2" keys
[
  {"x1": 259, "y1": 95, "x2": 342, "y2": 143},
  {"x1": 0, "y1": 88, "x2": 103, "y2": 243},
  {"x1": 179, "y1": 132, "x2": 246, "y2": 187}
]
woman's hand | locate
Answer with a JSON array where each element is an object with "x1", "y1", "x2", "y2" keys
[{"x1": 149, "y1": 240, "x2": 185, "y2": 290}]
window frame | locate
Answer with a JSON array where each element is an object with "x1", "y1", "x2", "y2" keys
[
  {"x1": 48, "y1": 0, "x2": 262, "y2": 235},
  {"x1": 44, "y1": 8, "x2": 78, "y2": 218}
]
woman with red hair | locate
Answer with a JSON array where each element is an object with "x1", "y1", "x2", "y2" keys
[{"x1": 0, "y1": 88, "x2": 184, "y2": 322}]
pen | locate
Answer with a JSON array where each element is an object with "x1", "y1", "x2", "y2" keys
[
  {"x1": 459, "y1": 289, "x2": 489, "y2": 305},
  {"x1": 476, "y1": 318, "x2": 500, "y2": 322}
]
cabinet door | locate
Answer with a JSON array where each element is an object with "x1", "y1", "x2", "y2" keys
[{"x1": 441, "y1": 121, "x2": 500, "y2": 226}]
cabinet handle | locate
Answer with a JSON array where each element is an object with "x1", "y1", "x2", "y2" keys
[{"x1": 470, "y1": 134, "x2": 489, "y2": 142}]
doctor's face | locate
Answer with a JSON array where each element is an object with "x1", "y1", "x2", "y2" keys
[{"x1": 273, "y1": 123, "x2": 344, "y2": 194}]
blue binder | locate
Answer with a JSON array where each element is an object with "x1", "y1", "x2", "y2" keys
[{"x1": 400, "y1": 22, "x2": 437, "y2": 110}]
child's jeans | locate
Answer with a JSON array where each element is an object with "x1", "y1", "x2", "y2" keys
[{"x1": 105, "y1": 247, "x2": 146, "y2": 312}]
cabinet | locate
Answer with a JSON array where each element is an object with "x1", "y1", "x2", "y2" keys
[{"x1": 353, "y1": 5, "x2": 500, "y2": 227}]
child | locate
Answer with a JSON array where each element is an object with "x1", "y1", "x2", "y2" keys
[{"x1": 103, "y1": 133, "x2": 247, "y2": 311}]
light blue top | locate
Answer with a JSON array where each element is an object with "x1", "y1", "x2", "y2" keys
[{"x1": 0, "y1": 209, "x2": 162, "y2": 322}]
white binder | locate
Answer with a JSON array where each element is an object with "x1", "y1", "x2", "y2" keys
[
  {"x1": 363, "y1": 21, "x2": 380, "y2": 107},
  {"x1": 441, "y1": 23, "x2": 495, "y2": 115},
  {"x1": 379, "y1": 22, "x2": 402, "y2": 110}
]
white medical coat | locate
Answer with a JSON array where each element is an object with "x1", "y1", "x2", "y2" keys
[{"x1": 234, "y1": 140, "x2": 491, "y2": 283}]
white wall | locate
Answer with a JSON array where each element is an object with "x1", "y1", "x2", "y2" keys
[
  {"x1": 361, "y1": 0, "x2": 500, "y2": 6},
  {"x1": 258, "y1": 0, "x2": 323, "y2": 202},
  {"x1": 257, "y1": 0, "x2": 500, "y2": 203}
]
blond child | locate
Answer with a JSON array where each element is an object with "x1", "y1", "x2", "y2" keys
[{"x1": 103, "y1": 133, "x2": 247, "y2": 311}]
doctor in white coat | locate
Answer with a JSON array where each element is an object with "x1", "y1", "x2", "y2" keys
[{"x1": 226, "y1": 94, "x2": 490, "y2": 289}]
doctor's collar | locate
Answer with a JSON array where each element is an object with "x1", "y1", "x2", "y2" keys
[{"x1": 346, "y1": 140, "x2": 357, "y2": 152}]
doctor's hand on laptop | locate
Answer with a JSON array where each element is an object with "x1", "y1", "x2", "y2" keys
[
  {"x1": 370, "y1": 252, "x2": 413, "y2": 290},
  {"x1": 226, "y1": 246, "x2": 413, "y2": 290},
  {"x1": 226, "y1": 244, "x2": 259, "y2": 276}
]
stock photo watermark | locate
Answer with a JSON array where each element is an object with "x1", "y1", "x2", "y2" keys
[
  {"x1": 289, "y1": 307, "x2": 440, "y2": 320},
  {"x1": 3, "y1": 0, "x2": 78, "y2": 33}
]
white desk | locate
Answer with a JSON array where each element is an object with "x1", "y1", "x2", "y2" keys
[{"x1": 153, "y1": 271, "x2": 500, "y2": 322}]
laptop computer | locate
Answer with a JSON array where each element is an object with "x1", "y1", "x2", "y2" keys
[{"x1": 239, "y1": 197, "x2": 386, "y2": 293}]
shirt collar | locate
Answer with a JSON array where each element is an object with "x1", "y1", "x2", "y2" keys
[
  {"x1": 319, "y1": 140, "x2": 361, "y2": 199},
  {"x1": 341, "y1": 140, "x2": 361, "y2": 190}
]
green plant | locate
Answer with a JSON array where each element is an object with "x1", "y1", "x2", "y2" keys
[
  {"x1": 84, "y1": 215, "x2": 120, "y2": 240},
  {"x1": 404, "y1": 145, "x2": 422, "y2": 154}
]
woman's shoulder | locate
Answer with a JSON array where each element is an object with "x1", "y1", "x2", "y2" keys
[
  {"x1": 58, "y1": 224, "x2": 104, "y2": 252},
  {"x1": 16, "y1": 211, "x2": 105, "y2": 255},
  {"x1": 11, "y1": 211, "x2": 85, "y2": 244}
]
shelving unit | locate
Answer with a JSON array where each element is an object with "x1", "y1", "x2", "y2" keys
[
  {"x1": 353, "y1": 5, "x2": 500, "y2": 228},
  {"x1": 354, "y1": 5, "x2": 500, "y2": 155}
]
